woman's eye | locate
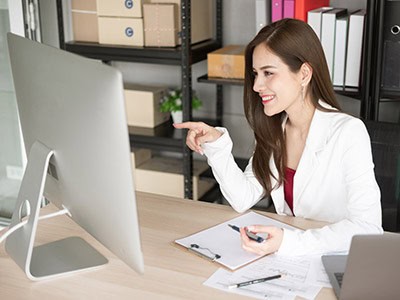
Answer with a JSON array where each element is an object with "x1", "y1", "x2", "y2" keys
[{"x1": 264, "y1": 71, "x2": 272, "y2": 76}]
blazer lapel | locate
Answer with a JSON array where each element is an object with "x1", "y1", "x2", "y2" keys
[
  {"x1": 294, "y1": 108, "x2": 332, "y2": 203},
  {"x1": 269, "y1": 158, "x2": 285, "y2": 213},
  {"x1": 294, "y1": 144, "x2": 319, "y2": 202}
]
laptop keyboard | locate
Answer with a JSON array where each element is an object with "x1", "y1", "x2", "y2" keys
[{"x1": 334, "y1": 272, "x2": 344, "y2": 287}]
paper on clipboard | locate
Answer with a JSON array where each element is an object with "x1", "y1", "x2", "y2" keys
[{"x1": 175, "y1": 211, "x2": 299, "y2": 270}]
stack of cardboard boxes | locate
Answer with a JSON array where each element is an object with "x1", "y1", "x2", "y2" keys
[
  {"x1": 71, "y1": 0, "x2": 213, "y2": 47},
  {"x1": 97, "y1": 0, "x2": 145, "y2": 46}
]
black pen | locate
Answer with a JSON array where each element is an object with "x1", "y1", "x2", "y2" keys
[
  {"x1": 228, "y1": 274, "x2": 282, "y2": 289},
  {"x1": 228, "y1": 224, "x2": 265, "y2": 243}
]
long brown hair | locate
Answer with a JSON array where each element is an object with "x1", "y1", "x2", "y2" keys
[{"x1": 243, "y1": 18, "x2": 341, "y2": 196}]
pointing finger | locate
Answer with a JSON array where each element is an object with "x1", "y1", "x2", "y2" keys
[{"x1": 173, "y1": 122, "x2": 202, "y2": 130}]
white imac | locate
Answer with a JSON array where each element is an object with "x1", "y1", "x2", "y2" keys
[{"x1": 5, "y1": 33, "x2": 144, "y2": 280}]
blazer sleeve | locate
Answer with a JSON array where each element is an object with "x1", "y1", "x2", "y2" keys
[
  {"x1": 277, "y1": 119, "x2": 383, "y2": 256},
  {"x1": 202, "y1": 127, "x2": 264, "y2": 213}
]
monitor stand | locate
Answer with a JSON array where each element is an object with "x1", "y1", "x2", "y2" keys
[{"x1": 5, "y1": 141, "x2": 108, "y2": 281}]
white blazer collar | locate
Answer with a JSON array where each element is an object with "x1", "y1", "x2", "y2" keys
[
  {"x1": 294, "y1": 101, "x2": 336, "y2": 201},
  {"x1": 271, "y1": 100, "x2": 336, "y2": 212}
]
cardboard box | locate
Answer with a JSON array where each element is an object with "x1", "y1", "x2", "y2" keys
[
  {"x1": 207, "y1": 45, "x2": 246, "y2": 79},
  {"x1": 98, "y1": 17, "x2": 144, "y2": 46},
  {"x1": 131, "y1": 148, "x2": 152, "y2": 168},
  {"x1": 143, "y1": 3, "x2": 179, "y2": 47},
  {"x1": 131, "y1": 148, "x2": 152, "y2": 185},
  {"x1": 135, "y1": 156, "x2": 215, "y2": 200},
  {"x1": 72, "y1": 0, "x2": 97, "y2": 11},
  {"x1": 71, "y1": 0, "x2": 98, "y2": 42},
  {"x1": 149, "y1": 0, "x2": 213, "y2": 44},
  {"x1": 124, "y1": 84, "x2": 170, "y2": 128},
  {"x1": 96, "y1": 0, "x2": 146, "y2": 18}
]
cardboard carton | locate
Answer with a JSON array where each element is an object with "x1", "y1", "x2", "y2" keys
[
  {"x1": 131, "y1": 148, "x2": 152, "y2": 185},
  {"x1": 96, "y1": 0, "x2": 147, "y2": 18},
  {"x1": 135, "y1": 156, "x2": 215, "y2": 200},
  {"x1": 207, "y1": 45, "x2": 246, "y2": 79},
  {"x1": 143, "y1": 3, "x2": 179, "y2": 47},
  {"x1": 124, "y1": 84, "x2": 170, "y2": 128},
  {"x1": 149, "y1": 0, "x2": 213, "y2": 44},
  {"x1": 98, "y1": 17, "x2": 144, "y2": 46},
  {"x1": 71, "y1": 0, "x2": 98, "y2": 42},
  {"x1": 72, "y1": 0, "x2": 97, "y2": 11},
  {"x1": 131, "y1": 148, "x2": 152, "y2": 168}
]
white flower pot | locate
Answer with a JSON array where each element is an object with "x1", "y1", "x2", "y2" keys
[{"x1": 171, "y1": 111, "x2": 183, "y2": 124}]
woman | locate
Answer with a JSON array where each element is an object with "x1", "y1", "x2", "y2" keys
[{"x1": 174, "y1": 19, "x2": 382, "y2": 256}]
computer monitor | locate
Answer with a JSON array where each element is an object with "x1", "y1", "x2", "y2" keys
[{"x1": 5, "y1": 33, "x2": 144, "y2": 280}]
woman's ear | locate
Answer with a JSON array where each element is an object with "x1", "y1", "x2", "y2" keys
[{"x1": 300, "y1": 62, "x2": 313, "y2": 86}]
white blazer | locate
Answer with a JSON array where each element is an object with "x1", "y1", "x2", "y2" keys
[{"x1": 202, "y1": 104, "x2": 383, "y2": 256}]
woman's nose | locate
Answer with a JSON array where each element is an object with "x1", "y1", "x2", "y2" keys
[{"x1": 253, "y1": 76, "x2": 264, "y2": 93}]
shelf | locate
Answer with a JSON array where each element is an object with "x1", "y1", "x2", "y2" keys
[
  {"x1": 65, "y1": 40, "x2": 222, "y2": 65},
  {"x1": 197, "y1": 74, "x2": 244, "y2": 86},
  {"x1": 57, "y1": 0, "x2": 224, "y2": 200},
  {"x1": 128, "y1": 117, "x2": 220, "y2": 152},
  {"x1": 380, "y1": 90, "x2": 400, "y2": 99},
  {"x1": 333, "y1": 86, "x2": 361, "y2": 98},
  {"x1": 129, "y1": 122, "x2": 182, "y2": 152}
]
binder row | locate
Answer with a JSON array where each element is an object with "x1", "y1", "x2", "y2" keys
[{"x1": 255, "y1": 1, "x2": 366, "y2": 89}]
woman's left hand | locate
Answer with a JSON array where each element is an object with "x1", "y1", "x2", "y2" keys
[{"x1": 240, "y1": 225, "x2": 284, "y2": 256}]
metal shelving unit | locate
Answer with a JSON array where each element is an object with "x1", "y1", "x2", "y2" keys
[{"x1": 56, "y1": 0, "x2": 223, "y2": 200}]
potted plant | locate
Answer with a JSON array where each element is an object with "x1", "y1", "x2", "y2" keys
[{"x1": 159, "y1": 88, "x2": 202, "y2": 123}]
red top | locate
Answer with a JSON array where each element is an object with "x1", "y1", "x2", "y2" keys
[{"x1": 284, "y1": 167, "x2": 296, "y2": 215}]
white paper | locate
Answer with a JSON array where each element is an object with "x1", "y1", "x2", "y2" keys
[
  {"x1": 204, "y1": 254, "x2": 330, "y2": 300},
  {"x1": 175, "y1": 211, "x2": 298, "y2": 270}
]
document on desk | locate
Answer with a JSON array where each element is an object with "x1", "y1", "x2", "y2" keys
[
  {"x1": 204, "y1": 254, "x2": 331, "y2": 300},
  {"x1": 175, "y1": 211, "x2": 298, "y2": 270}
]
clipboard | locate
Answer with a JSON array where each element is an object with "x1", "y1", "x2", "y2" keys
[{"x1": 174, "y1": 211, "x2": 299, "y2": 270}]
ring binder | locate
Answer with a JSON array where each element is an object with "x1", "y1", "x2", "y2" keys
[{"x1": 188, "y1": 244, "x2": 221, "y2": 261}]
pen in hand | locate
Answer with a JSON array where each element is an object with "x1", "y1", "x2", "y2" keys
[
  {"x1": 228, "y1": 274, "x2": 282, "y2": 289},
  {"x1": 228, "y1": 224, "x2": 265, "y2": 243}
]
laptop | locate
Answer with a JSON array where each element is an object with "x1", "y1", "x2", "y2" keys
[{"x1": 322, "y1": 233, "x2": 400, "y2": 300}]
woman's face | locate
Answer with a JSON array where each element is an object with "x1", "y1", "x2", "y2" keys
[{"x1": 252, "y1": 43, "x2": 303, "y2": 117}]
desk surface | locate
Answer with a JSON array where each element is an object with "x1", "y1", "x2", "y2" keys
[{"x1": 0, "y1": 192, "x2": 336, "y2": 300}]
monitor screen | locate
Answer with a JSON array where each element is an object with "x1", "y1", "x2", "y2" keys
[{"x1": 6, "y1": 33, "x2": 144, "y2": 280}]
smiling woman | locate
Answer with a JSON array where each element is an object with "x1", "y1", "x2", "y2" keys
[{"x1": 173, "y1": 18, "x2": 382, "y2": 257}]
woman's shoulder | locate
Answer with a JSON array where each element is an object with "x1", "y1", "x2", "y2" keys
[
  {"x1": 317, "y1": 101, "x2": 365, "y2": 130},
  {"x1": 315, "y1": 103, "x2": 368, "y2": 144}
]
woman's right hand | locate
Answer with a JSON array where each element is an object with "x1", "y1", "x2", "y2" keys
[{"x1": 173, "y1": 121, "x2": 222, "y2": 155}]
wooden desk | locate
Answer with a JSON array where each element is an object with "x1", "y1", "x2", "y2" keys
[{"x1": 0, "y1": 192, "x2": 336, "y2": 300}]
